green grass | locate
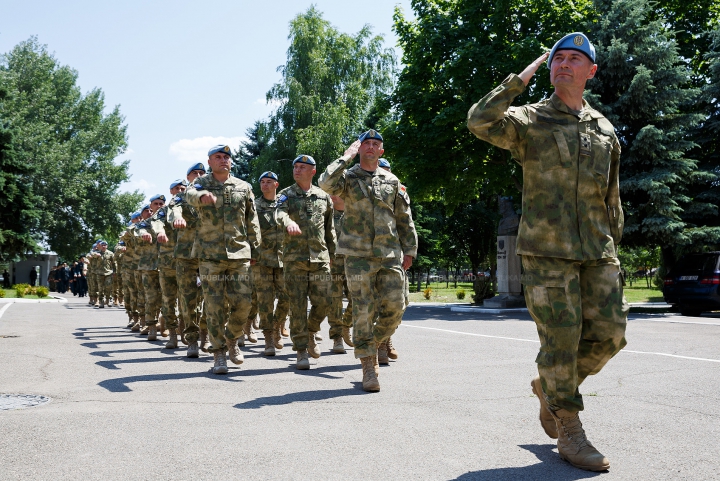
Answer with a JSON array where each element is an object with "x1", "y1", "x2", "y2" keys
[
  {"x1": 407, "y1": 282, "x2": 474, "y2": 304},
  {"x1": 1, "y1": 289, "x2": 41, "y2": 299},
  {"x1": 623, "y1": 285, "x2": 664, "y2": 303}
]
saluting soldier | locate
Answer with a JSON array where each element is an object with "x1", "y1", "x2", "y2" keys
[{"x1": 96, "y1": 241, "x2": 115, "y2": 308}]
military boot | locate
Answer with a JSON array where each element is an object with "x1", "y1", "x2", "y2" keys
[
  {"x1": 281, "y1": 321, "x2": 289, "y2": 338},
  {"x1": 550, "y1": 409, "x2": 610, "y2": 471},
  {"x1": 531, "y1": 376, "x2": 558, "y2": 439},
  {"x1": 158, "y1": 314, "x2": 169, "y2": 337},
  {"x1": 139, "y1": 320, "x2": 150, "y2": 336},
  {"x1": 147, "y1": 324, "x2": 157, "y2": 341},
  {"x1": 273, "y1": 328, "x2": 283, "y2": 350},
  {"x1": 227, "y1": 339, "x2": 244, "y2": 365},
  {"x1": 314, "y1": 331, "x2": 323, "y2": 341},
  {"x1": 130, "y1": 314, "x2": 141, "y2": 331},
  {"x1": 331, "y1": 337, "x2": 346, "y2": 354},
  {"x1": 245, "y1": 319, "x2": 257, "y2": 343},
  {"x1": 252, "y1": 316, "x2": 259, "y2": 330},
  {"x1": 378, "y1": 341, "x2": 389, "y2": 365},
  {"x1": 98, "y1": 300, "x2": 105, "y2": 309},
  {"x1": 360, "y1": 356, "x2": 380, "y2": 392},
  {"x1": 199, "y1": 329, "x2": 210, "y2": 352},
  {"x1": 308, "y1": 332, "x2": 321, "y2": 359},
  {"x1": 186, "y1": 340, "x2": 199, "y2": 358},
  {"x1": 212, "y1": 350, "x2": 228, "y2": 375},
  {"x1": 386, "y1": 336, "x2": 398, "y2": 359},
  {"x1": 262, "y1": 330, "x2": 276, "y2": 356},
  {"x1": 126, "y1": 315, "x2": 135, "y2": 329},
  {"x1": 342, "y1": 326, "x2": 354, "y2": 347},
  {"x1": 164, "y1": 329, "x2": 178, "y2": 349},
  {"x1": 296, "y1": 349, "x2": 310, "y2": 370}
]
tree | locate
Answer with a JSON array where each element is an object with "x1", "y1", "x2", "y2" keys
[
  {"x1": 0, "y1": 37, "x2": 143, "y2": 260},
  {"x1": 251, "y1": 7, "x2": 396, "y2": 187},
  {"x1": 587, "y1": 0, "x2": 718, "y2": 264},
  {"x1": 0, "y1": 86, "x2": 41, "y2": 261}
]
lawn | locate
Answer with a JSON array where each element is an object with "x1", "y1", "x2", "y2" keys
[
  {"x1": 623, "y1": 285, "x2": 664, "y2": 303},
  {"x1": 1, "y1": 288, "x2": 41, "y2": 300}
]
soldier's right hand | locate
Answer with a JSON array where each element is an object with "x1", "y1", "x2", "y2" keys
[
  {"x1": 518, "y1": 52, "x2": 550, "y2": 86},
  {"x1": 344, "y1": 140, "x2": 361, "y2": 159},
  {"x1": 141, "y1": 232, "x2": 152, "y2": 243},
  {"x1": 287, "y1": 222, "x2": 302, "y2": 236},
  {"x1": 173, "y1": 218, "x2": 187, "y2": 229},
  {"x1": 200, "y1": 193, "x2": 217, "y2": 205}
]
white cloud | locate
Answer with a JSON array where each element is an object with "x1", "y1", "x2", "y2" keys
[
  {"x1": 121, "y1": 178, "x2": 156, "y2": 195},
  {"x1": 168, "y1": 136, "x2": 246, "y2": 163}
]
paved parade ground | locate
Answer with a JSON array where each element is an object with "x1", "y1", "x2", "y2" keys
[{"x1": 1, "y1": 293, "x2": 718, "y2": 480}]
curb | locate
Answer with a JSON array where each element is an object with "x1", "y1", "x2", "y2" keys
[
  {"x1": 450, "y1": 306, "x2": 529, "y2": 314},
  {"x1": 0, "y1": 296, "x2": 67, "y2": 304}
]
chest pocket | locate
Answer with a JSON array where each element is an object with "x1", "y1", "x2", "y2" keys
[
  {"x1": 374, "y1": 179, "x2": 397, "y2": 211},
  {"x1": 527, "y1": 116, "x2": 573, "y2": 172},
  {"x1": 590, "y1": 119, "x2": 615, "y2": 181}
]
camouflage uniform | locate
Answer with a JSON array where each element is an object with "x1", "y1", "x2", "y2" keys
[
  {"x1": 252, "y1": 196, "x2": 290, "y2": 333},
  {"x1": 98, "y1": 249, "x2": 115, "y2": 305},
  {"x1": 120, "y1": 227, "x2": 140, "y2": 319},
  {"x1": 319, "y1": 156, "x2": 417, "y2": 359},
  {"x1": 135, "y1": 219, "x2": 161, "y2": 326},
  {"x1": 113, "y1": 246, "x2": 124, "y2": 305},
  {"x1": 185, "y1": 174, "x2": 260, "y2": 353},
  {"x1": 168, "y1": 192, "x2": 205, "y2": 343},
  {"x1": 328, "y1": 208, "x2": 352, "y2": 339},
  {"x1": 87, "y1": 252, "x2": 100, "y2": 304},
  {"x1": 467, "y1": 73, "x2": 628, "y2": 412},
  {"x1": 147, "y1": 206, "x2": 179, "y2": 331},
  {"x1": 276, "y1": 184, "x2": 336, "y2": 352}
]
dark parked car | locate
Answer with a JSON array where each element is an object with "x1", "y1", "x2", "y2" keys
[{"x1": 663, "y1": 252, "x2": 720, "y2": 316}]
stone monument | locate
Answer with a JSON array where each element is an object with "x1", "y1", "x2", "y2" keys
[{"x1": 483, "y1": 196, "x2": 526, "y2": 309}]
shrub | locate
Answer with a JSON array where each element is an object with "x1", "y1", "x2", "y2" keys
[
  {"x1": 423, "y1": 287, "x2": 432, "y2": 300},
  {"x1": 456, "y1": 288, "x2": 466, "y2": 300},
  {"x1": 36, "y1": 286, "x2": 49, "y2": 298},
  {"x1": 472, "y1": 277, "x2": 495, "y2": 304},
  {"x1": 0, "y1": 289, "x2": 5, "y2": 298},
  {"x1": 15, "y1": 287, "x2": 25, "y2": 298}
]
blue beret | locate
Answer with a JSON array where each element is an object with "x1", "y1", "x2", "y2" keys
[
  {"x1": 130, "y1": 211, "x2": 142, "y2": 220},
  {"x1": 208, "y1": 144, "x2": 232, "y2": 157},
  {"x1": 293, "y1": 155, "x2": 316, "y2": 166},
  {"x1": 92, "y1": 241, "x2": 99, "y2": 247},
  {"x1": 548, "y1": 32, "x2": 596, "y2": 68},
  {"x1": 141, "y1": 204, "x2": 150, "y2": 212},
  {"x1": 169, "y1": 179, "x2": 187, "y2": 190},
  {"x1": 149, "y1": 194, "x2": 166, "y2": 203},
  {"x1": 187, "y1": 162, "x2": 206, "y2": 176},
  {"x1": 98, "y1": 240, "x2": 108, "y2": 246},
  {"x1": 378, "y1": 158, "x2": 391, "y2": 169},
  {"x1": 359, "y1": 129, "x2": 383, "y2": 143},
  {"x1": 259, "y1": 171, "x2": 279, "y2": 182}
]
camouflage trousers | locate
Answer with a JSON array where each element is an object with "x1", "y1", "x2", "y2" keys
[
  {"x1": 345, "y1": 256, "x2": 406, "y2": 359},
  {"x1": 113, "y1": 269, "x2": 123, "y2": 303},
  {"x1": 134, "y1": 270, "x2": 145, "y2": 320},
  {"x1": 177, "y1": 258, "x2": 203, "y2": 343},
  {"x1": 158, "y1": 265, "x2": 179, "y2": 330},
  {"x1": 199, "y1": 259, "x2": 252, "y2": 353},
  {"x1": 284, "y1": 261, "x2": 332, "y2": 352},
  {"x1": 122, "y1": 269, "x2": 136, "y2": 316},
  {"x1": 522, "y1": 255, "x2": 629, "y2": 412},
  {"x1": 99, "y1": 274, "x2": 113, "y2": 305},
  {"x1": 328, "y1": 255, "x2": 352, "y2": 340},
  {"x1": 251, "y1": 264, "x2": 290, "y2": 331},
  {"x1": 88, "y1": 273, "x2": 98, "y2": 301}
]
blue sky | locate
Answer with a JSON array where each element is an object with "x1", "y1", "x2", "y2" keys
[{"x1": 0, "y1": 0, "x2": 413, "y2": 204}]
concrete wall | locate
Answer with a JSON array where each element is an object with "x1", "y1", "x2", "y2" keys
[{"x1": 11, "y1": 254, "x2": 58, "y2": 287}]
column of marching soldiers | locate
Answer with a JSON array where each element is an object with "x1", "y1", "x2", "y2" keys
[{"x1": 83, "y1": 130, "x2": 418, "y2": 392}]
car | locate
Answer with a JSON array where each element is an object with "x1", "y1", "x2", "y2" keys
[{"x1": 663, "y1": 252, "x2": 720, "y2": 316}]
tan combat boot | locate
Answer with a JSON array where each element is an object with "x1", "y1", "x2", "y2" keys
[
  {"x1": 164, "y1": 329, "x2": 178, "y2": 349},
  {"x1": 262, "y1": 331, "x2": 276, "y2": 356},
  {"x1": 386, "y1": 336, "x2": 397, "y2": 359},
  {"x1": 378, "y1": 341, "x2": 389, "y2": 365},
  {"x1": 227, "y1": 338, "x2": 244, "y2": 365},
  {"x1": 252, "y1": 316, "x2": 259, "y2": 330},
  {"x1": 281, "y1": 321, "x2": 289, "y2": 338},
  {"x1": 360, "y1": 356, "x2": 380, "y2": 392},
  {"x1": 147, "y1": 324, "x2": 157, "y2": 341},
  {"x1": 139, "y1": 321, "x2": 150, "y2": 336},
  {"x1": 551, "y1": 409, "x2": 610, "y2": 471},
  {"x1": 245, "y1": 319, "x2": 257, "y2": 343},
  {"x1": 273, "y1": 328, "x2": 283, "y2": 350},
  {"x1": 130, "y1": 314, "x2": 141, "y2": 331},
  {"x1": 332, "y1": 337, "x2": 346, "y2": 354},
  {"x1": 187, "y1": 340, "x2": 199, "y2": 358},
  {"x1": 342, "y1": 326, "x2": 354, "y2": 347},
  {"x1": 158, "y1": 314, "x2": 169, "y2": 337},
  {"x1": 531, "y1": 376, "x2": 558, "y2": 439},
  {"x1": 308, "y1": 332, "x2": 321, "y2": 359},
  {"x1": 98, "y1": 300, "x2": 105, "y2": 309},
  {"x1": 296, "y1": 349, "x2": 310, "y2": 370},
  {"x1": 314, "y1": 331, "x2": 323, "y2": 341},
  {"x1": 126, "y1": 314, "x2": 135, "y2": 329},
  {"x1": 212, "y1": 350, "x2": 228, "y2": 374},
  {"x1": 199, "y1": 329, "x2": 210, "y2": 352}
]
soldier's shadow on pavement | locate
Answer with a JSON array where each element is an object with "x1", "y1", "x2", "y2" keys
[
  {"x1": 451, "y1": 444, "x2": 603, "y2": 481},
  {"x1": 98, "y1": 370, "x2": 245, "y2": 392},
  {"x1": 402, "y1": 305, "x2": 533, "y2": 323},
  {"x1": 234, "y1": 385, "x2": 364, "y2": 409}
]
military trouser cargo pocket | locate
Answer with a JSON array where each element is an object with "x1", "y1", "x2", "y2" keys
[{"x1": 523, "y1": 268, "x2": 579, "y2": 328}]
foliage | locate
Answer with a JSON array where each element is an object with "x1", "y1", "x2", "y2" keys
[
  {"x1": 12, "y1": 283, "x2": 29, "y2": 297},
  {"x1": 250, "y1": 7, "x2": 396, "y2": 186},
  {"x1": 0, "y1": 288, "x2": 4, "y2": 298},
  {"x1": 35, "y1": 286, "x2": 49, "y2": 297},
  {"x1": 472, "y1": 276, "x2": 494, "y2": 304},
  {"x1": 618, "y1": 245, "x2": 661, "y2": 287},
  {"x1": 0, "y1": 37, "x2": 143, "y2": 260},
  {"x1": 455, "y1": 288, "x2": 466, "y2": 300},
  {"x1": 423, "y1": 287, "x2": 432, "y2": 300}
]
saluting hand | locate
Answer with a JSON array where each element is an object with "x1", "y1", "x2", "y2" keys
[
  {"x1": 344, "y1": 140, "x2": 361, "y2": 159},
  {"x1": 518, "y1": 52, "x2": 550, "y2": 86}
]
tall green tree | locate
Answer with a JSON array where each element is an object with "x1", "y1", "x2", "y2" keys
[
  {"x1": 0, "y1": 37, "x2": 142, "y2": 260},
  {"x1": 0, "y1": 86, "x2": 41, "y2": 261},
  {"x1": 252, "y1": 7, "x2": 396, "y2": 186},
  {"x1": 587, "y1": 0, "x2": 718, "y2": 261}
]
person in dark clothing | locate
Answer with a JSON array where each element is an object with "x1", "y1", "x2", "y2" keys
[
  {"x1": 2, "y1": 270, "x2": 10, "y2": 288},
  {"x1": 29, "y1": 267, "x2": 38, "y2": 287}
]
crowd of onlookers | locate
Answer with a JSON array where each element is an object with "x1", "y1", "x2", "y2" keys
[{"x1": 46, "y1": 259, "x2": 89, "y2": 297}]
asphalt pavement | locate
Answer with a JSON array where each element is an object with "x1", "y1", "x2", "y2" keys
[{"x1": 0, "y1": 294, "x2": 718, "y2": 480}]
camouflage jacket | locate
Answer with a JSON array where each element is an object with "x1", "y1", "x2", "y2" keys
[
  {"x1": 99, "y1": 250, "x2": 115, "y2": 276},
  {"x1": 134, "y1": 218, "x2": 159, "y2": 271},
  {"x1": 276, "y1": 184, "x2": 336, "y2": 263},
  {"x1": 184, "y1": 174, "x2": 261, "y2": 261},
  {"x1": 318, "y1": 159, "x2": 417, "y2": 260},
  {"x1": 113, "y1": 243, "x2": 124, "y2": 270},
  {"x1": 146, "y1": 206, "x2": 177, "y2": 270},
  {"x1": 88, "y1": 252, "x2": 102, "y2": 274},
  {"x1": 333, "y1": 209, "x2": 345, "y2": 259},
  {"x1": 253, "y1": 196, "x2": 284, "y2": 268},
  {"x1": 120, "y1": 227, "x2": 139, "y2": 270},
  {"x1": 467, "y1": 74, "x2": 622, "y2": 261},
  {"x1": 168, "y1": 191, "x2": 200, "y2": 260}
]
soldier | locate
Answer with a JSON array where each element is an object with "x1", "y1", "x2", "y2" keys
[
  {"x1": 185, "y1": 145, "x2": 261, "y2": 374},
  {"x1": 112, "y1": 240, "x2": 124, "y2": 308},
  {"x1": 277, "y1": 155, "x2": 336, "y2": 370},
  {"x1": 319, "y1": 130, "x2": 417, "y2": 392},
  {"x1": 136, "y1": 197, "x2": 164, "y2": 341},
  {"x1": 169, "y1": 163, "x2": 209, "y2": 358},
  {"x1": 252, "y1": 171, "x2": 290, "y2": 357},
  {"x1": 466, "y1": 33, "x2": 627, "y2": 472},
  {"x1": 96, "y1": 241, "x2": 115, "y2": 308},
  {"x1": 121, "y1": 213, "x2": 142, "y2": 329},
  {"x1": 86, "y1": 242, "x2": 99, "y2": 306},
  {"x1": 327, "y1": 194, "x2": 353, "y2": 354}
]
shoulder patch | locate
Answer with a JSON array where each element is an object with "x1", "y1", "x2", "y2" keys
[
  {"x1": 173, "y1": 195, "x2": 183, "y2": 204},
  {"x1": 157, "y1": 210, "x2": 166, "y2": 218},
  {"x1": 194, "y1": 183, "x2": 204, "y2": 190},
  {"x1": 138, "y1": 222, "x2": 148, "y2": 228},
  {"x1": 277, "y1": 194, "x2": 288, "y2": 205}
]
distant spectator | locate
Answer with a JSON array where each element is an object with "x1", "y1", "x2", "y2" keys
[
  {"x1": 29, "y1": 267, "x2": 38, "y2": 287},
  {"x1": 2, "y1": 269, "x2": 10, "y2": 288}
]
